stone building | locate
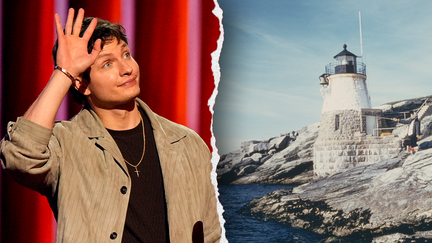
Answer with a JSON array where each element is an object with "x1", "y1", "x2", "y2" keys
[{"x1": 313, "y1": 45, "x2": 401, "y2": 178}]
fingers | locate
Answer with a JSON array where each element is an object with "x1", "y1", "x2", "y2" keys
[
  {"x1": 64, "y1": 8, "x2": 75, "y2": 35},
  {"x1": 59, "y1": 8, "x2": 95, "y2": 39},
  {"x1": 54, "y1": 8, "x2": 100, "y2": 75},
  {"x1": 82, "y1": 18, "x2": 98, "y2": 40},
  {"x1": 55, "y1": 8, "x2": 90, "y2": 41},
  {"x1": 89, "y1": 39, "x2": 102, "y2": 58},
  {"x1": 54, "y1": 13, "x2": 63, "y2": 38},
  {"x1": 93, "y1": 39, "x2": 102, "y2": 52},
  {"x1": 73, "y1": 9, "x2": 85, "y2": 36}
]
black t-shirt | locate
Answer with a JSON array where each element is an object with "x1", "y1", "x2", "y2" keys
[{"x1": 107, "y1": 109, "x2": 170, "y2": 243}]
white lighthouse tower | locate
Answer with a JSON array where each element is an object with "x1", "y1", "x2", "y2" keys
[
  {"x1": 313, "y1": 44, "x2": 401, "y2": 178},
  {"x1": 320, "y1": 44, "x2": 371, "y2": 112}
]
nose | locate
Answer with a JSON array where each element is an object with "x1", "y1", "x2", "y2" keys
[{"x1": 120, "y1": 60, "x2": 133, "y2": 76}]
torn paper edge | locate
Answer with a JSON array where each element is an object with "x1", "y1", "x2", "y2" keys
[{"x1": 209, "y1": 1, "x2": 228, "y2": 242}]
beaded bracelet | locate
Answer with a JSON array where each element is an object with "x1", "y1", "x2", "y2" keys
[{"x1": 54, "y1": 66, "x2": 75, "y2": 83}]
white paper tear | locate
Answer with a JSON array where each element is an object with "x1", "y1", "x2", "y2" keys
[{"x1": 209, "y1": 1, "x2": 228, "y2": 242}]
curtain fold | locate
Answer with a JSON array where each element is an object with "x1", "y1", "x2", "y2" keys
[
  {"x1": 134, "y1": 0, "x2": 189, "y2": 126},
  {"x1": 199, "y1": 0, "x2": 220, "y2": 146},
  {"x1": 1, "y1": 1, "x2": 56, "y2": 243}
]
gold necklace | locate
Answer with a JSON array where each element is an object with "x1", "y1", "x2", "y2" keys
[{"x1": 123, "y1": 114, "x2": 145, "y2": 177}]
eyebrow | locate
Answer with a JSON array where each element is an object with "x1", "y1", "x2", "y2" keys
[
  {"x1": 96, "y1": 42, "x2": 129, "y2": 61},
  {"x1": 96, "y1": 52, "x2": 114, "y2": 61}
]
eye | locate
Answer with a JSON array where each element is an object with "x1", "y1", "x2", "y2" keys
[
  {"x1": 124, "y1": 52, "x2": 131, "y2": 58},
  {"x1": 103, "y1": 62, "x2": 111, "y2": 68}
]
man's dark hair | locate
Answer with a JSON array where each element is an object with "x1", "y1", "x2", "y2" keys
[{"x1": 52, "y1": 17, "x2": 128, "y2": 105}]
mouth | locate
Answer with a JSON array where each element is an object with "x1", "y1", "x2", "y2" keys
[{"x1": 119, "y1": 78, "x2": 137, "y2": 87}]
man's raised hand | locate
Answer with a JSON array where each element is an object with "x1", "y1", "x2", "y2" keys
[{"x1": 54, "y1": 8, "x2": 101, "y2": 79}]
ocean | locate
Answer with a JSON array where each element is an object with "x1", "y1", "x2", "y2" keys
[{"x1": 218, "y1": 184, "x2": 326, "y2": 243}]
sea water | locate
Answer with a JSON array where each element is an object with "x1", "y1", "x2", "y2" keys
[{"x1": 218, "y1": 184, "x2": 326, "y2": 243}]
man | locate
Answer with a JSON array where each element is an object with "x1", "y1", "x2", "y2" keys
[
  {"x1": 0, "y1": 8, "x2": 221, "y2": 243},
  {"x1": 394, "y1": 111, "x2": 421, "y2": 153}
]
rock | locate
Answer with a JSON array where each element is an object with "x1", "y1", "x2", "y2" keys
[
  {"x1": 244, "y1": 135, "x2": 292, "y2": 156},
  {"x1": 374, "y1": 104, "x2": 393, "y2": 113},
  {"x1": 240, "y1": 148, "x2": 432, "y2": 240},
  {"x1": 269, "y1": 135, "x2": 291, "y2": 151},
  {"x1": 217, "y1": 123, "x2": 319, "y2": 185},
  {"x1": 244, "y1": 142, "x2": 269, "y2": 156},
  {"x1": 217, "y1": 96, "x2": 432, "y2": 241},
  {"x1": 268, "y1": 149, "x2": 277, "y2": 155},
  {"x1": 216, "y1": 149, "x2": 246, "y2": 184},
  {"x1": 249, "y1": 153, "x2": 263, "y2": 162},
  {"x1": 224, "y1": 96, "x2": 432, "y2": 241},
  {"x1": 371, "y1": 232, "x2": 432, "y2": 243},
  {"x1": 376, "y1": 97, "x2": 428, "y2": 113},
  {"x1": 237, "y1": 165, "x2": 258, "y2": 176},
  {"x1": 421, "y1": 115, "x2": 432, "y2": 139},
  {"x1": 392, "y1": 99, "x2": 424, "y2": 110},
  {"x1": 217, "y1": 95, "x2": 430, "y2": 186},
  {"x1": 241, "y1": 140, "x2": 260, "y2": 149}
]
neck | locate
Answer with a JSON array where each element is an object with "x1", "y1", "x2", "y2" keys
[{"x1": 91, "y1": 101, "x2": 141, "y2": 130}]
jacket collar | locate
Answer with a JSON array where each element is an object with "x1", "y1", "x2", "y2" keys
[
  {"x1": 70, "y1": 98, "x2": 188, "y2": 177},
  {"x1": 72, "y1": 98, "x2": 187, "y2": 144}
]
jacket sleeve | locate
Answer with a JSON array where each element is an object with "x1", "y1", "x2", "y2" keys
[
  {"x1": 0, "y1": 117, "x2": 61, "y2": 196},
  {"x1": 199, "y1": 140, "x2": 221, "y2": 243},
  {"x1": 399, "y1": 118, "x2": 411, "y2": 125}
]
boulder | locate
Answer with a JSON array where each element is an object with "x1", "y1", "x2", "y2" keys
[
  {"x1": 249, "y1": 153, "x2": 263, "y2": 162},
  {"x1": 217, "y1": 122, "x2": 319, "y2": 185},
  {"x1": 241, "y1": 148, "x2": 432, "y2": 240},
  {"x1": 243, "y1": 135, "x2": 292, "y2": 157}
]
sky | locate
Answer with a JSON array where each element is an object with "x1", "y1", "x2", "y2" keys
[{"x1": 213, "y1": 0, "x2": 432, "y2": 155}]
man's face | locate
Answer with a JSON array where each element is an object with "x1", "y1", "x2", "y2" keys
[
  {"x1": 84, "y1": 40, "x2": 140, "y2": 109},
  {"x1": 411, "y1": 113, "x2": 415, "y2": 119}
]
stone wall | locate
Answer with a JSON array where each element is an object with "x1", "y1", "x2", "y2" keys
[
  {"x1": 318, "y1": 110, "x2": 362, "y2": 138},
  {"x1": 314, "y1": 109, "x2": 402, "y2": 178},
  {"x1": 314, "y1": 134, "x2": 402, "y2": 178}
]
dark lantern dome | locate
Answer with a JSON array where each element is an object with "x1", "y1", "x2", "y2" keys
[
  {"x1": 333, "y1": 44, "x2": 357, "y2": 74},
  {"x1": 334, "y1": 44, "x2": 357, "y2": 59},
  {"x1": 321, "y1": 44, "x2": 366, "y2": 79}
]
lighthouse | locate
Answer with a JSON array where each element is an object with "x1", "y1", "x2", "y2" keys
[
  {"x1": 320, "y1": 44, "x2": 370, "y2": 112},
  {"x1": 313, "y1": 44, "x2": 401, "y2": 178}
]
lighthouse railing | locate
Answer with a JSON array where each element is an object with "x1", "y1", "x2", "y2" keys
[{"x1": 325, "y1": 62, "x2": 366, "y2": 76}]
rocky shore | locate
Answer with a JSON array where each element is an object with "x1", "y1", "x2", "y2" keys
[
  {"x1": 217, "y1": 96, "x2": 432, "y2": 242},
  {"x1": 217, "y1": 124, "x2": 318, "y2": 185},
  {"x1": 240, "y1": 149, "x2": 432, "y2": 242}
]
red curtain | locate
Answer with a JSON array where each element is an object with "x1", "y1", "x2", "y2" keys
[
  {"x1": 134, "y1": 1, "x2": 190, "y2": 125},
  {"x1": 199, "y1": 1, "x2": 220, "y2": 145},
  {"x1": 1, "y1": 1, "x2": 56, "y2": 243},
  {"x1": 132, "y1": 1, "x2": 220, "y2": 143},
  {"x1": 1, "y1": 0, "x2": 220, "y2": 242}
]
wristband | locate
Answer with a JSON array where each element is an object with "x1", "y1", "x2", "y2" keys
[{"x1": 54, "y1": 65, "x2": 75, "y2": 83}]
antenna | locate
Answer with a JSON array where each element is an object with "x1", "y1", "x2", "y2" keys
[{"x1": 359, "y1": 11, "x2": 363, "y2": 57}]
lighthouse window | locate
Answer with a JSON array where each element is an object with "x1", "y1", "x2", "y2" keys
[{"x1": 335, "y1": 115, "x2": 340, "y2": 130}]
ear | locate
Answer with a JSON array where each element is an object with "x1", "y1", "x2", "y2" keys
[{"x1": 73, "y1": 75, "x2": 91, "y2": 96}]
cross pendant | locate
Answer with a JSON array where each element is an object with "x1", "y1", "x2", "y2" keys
[{"x1": 134, "y1": 168, "x2": 140, "y2": 177}]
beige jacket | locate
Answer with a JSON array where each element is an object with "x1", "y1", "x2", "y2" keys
[{"x1": 1, "y1": 99, "x2": 221, "y2": 243}]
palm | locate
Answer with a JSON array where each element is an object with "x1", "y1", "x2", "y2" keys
[{"x1": 54, "y1": 8, "x2": 101, "y2": 78}]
